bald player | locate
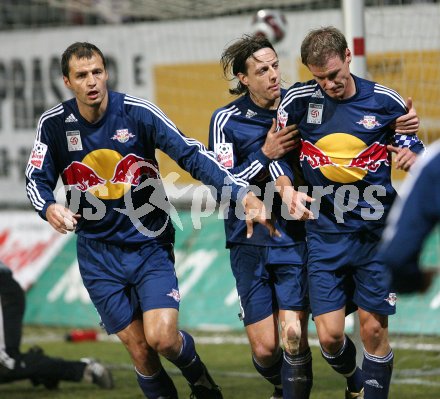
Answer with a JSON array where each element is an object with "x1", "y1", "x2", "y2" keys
[{"x1": 272, "y1": 27, "x2": 424, "y2": 399}]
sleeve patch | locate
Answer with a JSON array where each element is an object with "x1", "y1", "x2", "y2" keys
[
  {"x1": 215, "y1": 142, "x2": 234, "y2": 169},
  {"x1": 28, "y1": 141, "x2": 48, "y2": 170}
]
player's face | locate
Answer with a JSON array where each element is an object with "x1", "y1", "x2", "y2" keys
[
  {"x1": 308, "y1": 49, "x2": 355, "y2": 100},
  {"x1": 238, "y1": 48, "x2": 281, "y2": 110},
  {"x1": 63, "y1": 52, "x2": 109, "y2": 117}
]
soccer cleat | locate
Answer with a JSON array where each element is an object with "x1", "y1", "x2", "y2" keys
[
  {"x1": 270, "y1": 386, "x2": 283, "y2": 399},
  {"x1": 81, "y1": 358, "x2": 114, "y2": 389},
  {"x1": 345, "y1": 387, "x2": 364, "y2": 399},
  {"x1": 189, "y1": 362, "x2": 223, "y2": 399}
]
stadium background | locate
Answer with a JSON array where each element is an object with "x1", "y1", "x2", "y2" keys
[{"x1": 0, "y1": 0, "x2": 439, "y2": 339}]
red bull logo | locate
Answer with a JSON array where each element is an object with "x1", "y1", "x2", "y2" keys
[
  {"x1": 62, "y1": 161, "x2": 106, "y2": 192},
  {"x1": 357, "y1": 115, "x2": 381, "y2": 130},
  {"x1": 111, "y1": 154, "x2": 159, "y2": 186},
  {"x1": 300, "y1": 133, "x2": 390, "y2": 184},
  {"x1": 111, "y1": 129, "x2": 135, "y2": 143},
  {"x1": 61, "y1": 150, "x2": 159, "y2": 199},
  {"x1": 348, "y1": 142, "x2": 390, "y2": 172},
  {"x1": 300, "y1": 140, "x2": 335, "y2": 169}
]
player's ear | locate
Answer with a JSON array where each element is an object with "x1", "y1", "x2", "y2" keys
[
  {"x1": 237, "y1": 72, "x2": 248, "y2": 87},
  {"x1": 345, "y1": 48, "x2": 352, "y2": 64},
  {"x1": 63, "y1": 75, "x2": 72, "y2": 89}
]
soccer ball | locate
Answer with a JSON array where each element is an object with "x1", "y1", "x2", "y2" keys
[{"x1": 251, "y1": 9, "x2": 288, "y2": 44}]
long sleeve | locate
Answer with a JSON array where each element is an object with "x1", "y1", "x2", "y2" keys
[
  {"x1": 209, "y1": 109, "x2": 271, "y2": 184},
  {"x1": 381, "y1": 141, "x2": 440, "y2": 290},
  {"x1": 25, "y1": 104, "x2": 64, "y2": 219},
  {"x1": 133, "y1": 98, "x2": 249, "y2": 203}
]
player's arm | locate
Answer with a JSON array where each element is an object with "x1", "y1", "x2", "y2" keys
[
  {"x1": 269, "y1": 159, "x2": 314, "y2": 221},
  {"x1": 382, "y1": 94, "x2": 425, "y2": 171},
  {"x1": 387, "y1": 131, "x2": 425, "y2": 172},
  {"x1": 25, "y1": 118, "x2": 79, "y2": 234},
  {"x1": 149, "y1": 106, "x2": 279, "y2": 237},
  {"x1": 392, "y1": 97, "x2": 419, "y2": 134},
  {"x1": 381, "y1": 150, "x2": 440, "y2": 293},
  {"x1": 209, "y1": 115, "x2": 298, "y2": 184}
]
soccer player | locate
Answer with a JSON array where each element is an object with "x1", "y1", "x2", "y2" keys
[
  {"x1": 209, "y1": 34, "x2": 312, "y2": 399},
  {"x1": 25, "y1": 42, "x2": 277, "y2": 399},
  {"x1": 273, "y1": 27, "x2": 425, "y2": 399},
  {"x1": 0, "y1": 261, "x2": 113, "y2": 390},
  {"x1": 381, "y1": 140, "x2": 440, "y2": 294}
]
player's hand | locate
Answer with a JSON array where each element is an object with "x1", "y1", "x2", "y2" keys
[
  {"x1": 279, "y1": 186, "x2": 315, "y2": 221},
  {"x1": 392, "y1": 97, "x2": 419, "y2": 134},
  {"x1": 261, "y1": 119, "x2": 300, "y2": 160},
  {"x1": 387, "y1": 145, "x2": 417, "y2": 171},
  {"x1": 46, "y1": 203, "x2": 80, "y2": 234},
  {"x1": 393, "y1": 269, "x2": 437, "y2": 294},
  {"x1": 242, "y1": 192, "x2": 281, "y2": 239},
  {"x1": 420, "y1": 269, "x2": 438, "y2": 293}
]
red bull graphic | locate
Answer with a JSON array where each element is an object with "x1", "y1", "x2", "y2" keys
[
  {"x1": 299, "y1": 134, "x2": 390, "y2": 184},
  {"x1": 356, "y1": 115, "x2": 381, "y2": 130},
  {"x1": 110, "y1": 154, "x2": 159, "y2": 186},
  {"x1": 111, "y1": 129, "x2": 135, "y2": 143},
  {"x1": 348, "y1": 142, "x2": 390, "y2": 172},
  {"x1": 62, "y1": 161, "x2": 106, "y2": 192},
  {"x1": 300, "y1": 140, "x2": 335, "y2": 169}
]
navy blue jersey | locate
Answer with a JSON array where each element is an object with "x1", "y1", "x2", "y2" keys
[
  {"x1": 26, "y1": 91, "x2": 248, "y2": 245},
  {"x1": 274, "y1": 75, "x2": 425, "y2": 233},
  {"x1": 209, "y1": 91, "x2": 305, "y2": 247},
  {"x1": 382, "y1": 140, "x2": 440, "y2": 280}
]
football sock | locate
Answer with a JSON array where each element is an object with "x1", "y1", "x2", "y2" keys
[
  {"x1": 321, "y1": 335, "x2": 363, "y2": 393},
  {"x1": 282, "y1": 347, "x2": 313, "y2": 398},
  {"x1": 167, "y1": 330, "x2": 204, "y2": 385},
  {"x1": 135, "y1": 366, "x2": 178, "y2": 399},
  {"x1": 362, "y1": 350, "x2": 393, "y2": 399},
  {"x1": 252, "y1": 348, "x2": 283, "y2": 387}
]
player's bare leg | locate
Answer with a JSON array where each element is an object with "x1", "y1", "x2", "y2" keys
[
  {"x1": 314, "y1": 308, "x2": 364, "y2": 398},
  {"x1": 279, "y1": 309, "x2": 313, "y2": 398},
  {"x1": 246, "y1": 314, "x2": 284, "y2": 398},
  {"x1": 358, "y1": 309, "x2": 392, "y2": 399},
  {"x1": 117, "y1": 317, "x2": 177, "y2": 398},
  {"x1": 144, "y1": 308, "x2": 222, "y2": 398}
]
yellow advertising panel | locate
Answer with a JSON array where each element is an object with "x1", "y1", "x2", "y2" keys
[{"x1": 154, "y1": 63, "x2": 234, "y2": 185}]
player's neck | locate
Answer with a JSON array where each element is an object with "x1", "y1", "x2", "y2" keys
[
  {"x1": 342, "y1": 75, "x2": 356, "y2": 100},
  {"x1": 249, "y1": 93, "x2": 280, "y2": 110},
  {"x1": 77, "y1": 92, "x2": 109, "y2": 124}
]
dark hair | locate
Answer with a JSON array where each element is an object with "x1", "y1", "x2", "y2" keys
[
  {"x1": 61, "y1": 42, "x2": 106, "y2": 78},
  {"x1": 221, "y1": 34, "x2": 277, "y2": 96},
  {"x1": 301, "y1": 26, "x2": 348, "y2": 67}
]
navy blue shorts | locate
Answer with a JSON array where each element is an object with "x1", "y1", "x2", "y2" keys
[
  {"x1": 76, "y1": 235, "x2": 180, "y2": 334},
  {"x1": 229, "y1": 243, "x2": 308, "y2": 326},
  {"x1": 306, "y1": 229, "x2": 396, "y2": 317}
]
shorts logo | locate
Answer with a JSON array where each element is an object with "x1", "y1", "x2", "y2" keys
[
  {"x1": 28, "y1": 141, "x2": 48, "y2": 169},
  {"x1": 238, "y1": 295, "x2": 245, "y2": 321},
  {"x1": 384, "y1": 292, "x2": 397, "y2": 306},
  {"x1": 364, "y1": 379, "x2": 383, "y2": 389},
  {"x1": 166, "y1": 289, "x2": 181, "y2": 303},
  {"x1": 357, "y1": 115, "x2": 381, "y2": 129},
  {"x1": 215, "y1": 143, "x2": 234, "y2": 169}
]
